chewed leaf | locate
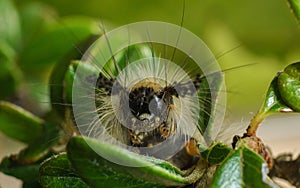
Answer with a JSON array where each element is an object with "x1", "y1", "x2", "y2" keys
[
  {"x1": 39, "y1": 153, "x2": 88, "y2": 188},
  {"x1": 67, "y1": 136, "x2": 189, "y2": 187},
  {"x1": 211, "y1": 144, "x2": 278, "y2": 188},
  {"x1": 0, "y1": 101, "x2": 44, "y2": 144}
]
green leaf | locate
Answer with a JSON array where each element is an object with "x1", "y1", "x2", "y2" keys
[
  {"x1": 64, "y1": 60, "x2": 99, "y2": 104},
  {"x1": 198, "y1": 71, "x2": 225, "y2": 143},
  {"x1": 0, "y1": 157, "x2": 40, "y2": 182},
  {"x1": 0, "y1": 42, "x2": 19, "y2": 99},
  {"x1": 16, "y1": 121, "x2": 61, "y2": 163},
  {"x1": 52, "y1": 43, "x2": 154, "y2": 117},
  {"x1": 197, "y1": 76, "x2": 211, "y2": 135},
  {"x1": 259, "y1": 75, "x2": 292, "y2": 114},
  {"x1": 23, "y1": 181, "x2": 43, "y2": 188},
  {"x1": 19, "y1": 2, "x2": 57, "y2": 50},
  {"x1": 201, "y1": 142, "x2": 231, "y2": 165},
  {"x1": 277, "y1": 62, "x2": 300, "y2": 111},
  {"x1": 103, "y1": 44, "x2": 157, "y2": 76},
  {"x1": 258, "y1": 62, "x2": 300, "y2": 113},
  {"x1": 0, "y1": 101, "x2": 44, "y2": 144},
  {"x1": 0, "y1": 0, "x2": 21, "y2": 50},
  {"x1": 211, "y1": 144, "x2": 277, "y2": 188},
  {"x1": 49, "y1": 33, "x2": 99, "y2": 118},
  {"x1": 67, "y1": 136, "x2": 189, "y2": 187},
  {"x1": 287, "y1": 0, "x2": 300, "y2": 24},
  {"x1": 247, "y1": 62, "x2": 299, "y2": 136},
  {"x1": 64, "y1": 61, "x2": 79, "y2": 104},
  {"x1": 19, "y1": 16, "x2": 100, "y2": 71},
  {"x1": 0, "y1": 121, "x2": 61, "y2": 182},
  {"x1": 39, "y1": 153, "x2": 88, "y2": 188}
]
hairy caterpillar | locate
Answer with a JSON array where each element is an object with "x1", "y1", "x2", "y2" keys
[{"x1": 70, "y1": 20, "x2": 226, "y2": 169}]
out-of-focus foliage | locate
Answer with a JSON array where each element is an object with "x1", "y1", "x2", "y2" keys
[
  {"x1": 0, "y1": 0, "x2": 21, "y2": 99},
  {"x1": 0, "y1": 0, "x2": 100, "y2": 115}
]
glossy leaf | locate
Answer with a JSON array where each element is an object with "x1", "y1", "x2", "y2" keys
[
  {"x1": 260, "y1": 76, "x2": 294, "y2": 114},
  {"x1": 277, "y1": 62, "x2": 300, "y2": 111},
  {"x1": 67, "y1": 136, "x2": 189, "y2": 187},
  {"x1": 247, "y1": 62, "x2": 299, "y2": 136},
  {"x1": 0, "y1": 101, "x2": 44, "y2": 144},
  {"x1": 211, "y1": 144, "x2": 277, "y2": 188},
  {"x1": 39, "y1": 153, "x2": 88, "y2": 188}
]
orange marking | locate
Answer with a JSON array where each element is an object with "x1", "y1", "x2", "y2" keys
[{"x1": 185, "y1": 138, "x2": 200, "y2": 156}]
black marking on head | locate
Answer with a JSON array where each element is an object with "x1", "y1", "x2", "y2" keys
[
  {"x1": 170, "y1": 80, "x2": 199, "y2": 98},
  {"x1": 95, "y1": 73, "x2": 114, "y2": 94},
  {"x1": 193, "y1": 73, "x2": 203, "y2": 90},
  {"x1": 129, "y1": 86, "x2": 160, "y2": 118}
]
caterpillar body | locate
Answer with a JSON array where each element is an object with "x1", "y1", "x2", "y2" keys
[{"x1": 71, "y1": 21, "x2": 226, "y2": 169}]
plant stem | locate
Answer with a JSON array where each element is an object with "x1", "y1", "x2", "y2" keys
[{"x1": 246, "y1": 111, "x2": 268, "y2": 136}]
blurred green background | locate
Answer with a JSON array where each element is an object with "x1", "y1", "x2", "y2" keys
[{"x1": 3, "y1": 0, "x2": 299, "y2": 115}]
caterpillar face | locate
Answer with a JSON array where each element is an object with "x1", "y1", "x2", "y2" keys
[
  {"x1": 96, "y1": 74, "x2": 178, "y2": 147},
  {"x1": 99, "y1": 75, "x2": 195, "y2": 147},
  {"x1": 72, "y1": 21, "x2": 226, "y2": 168},
  {"x1": 127, "y1": 81, "x2": 176, "y2": 146}
]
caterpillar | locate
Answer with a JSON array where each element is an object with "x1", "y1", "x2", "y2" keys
[{"x1": 71, "y1": 21, "x2": 226, "y2": 169}]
